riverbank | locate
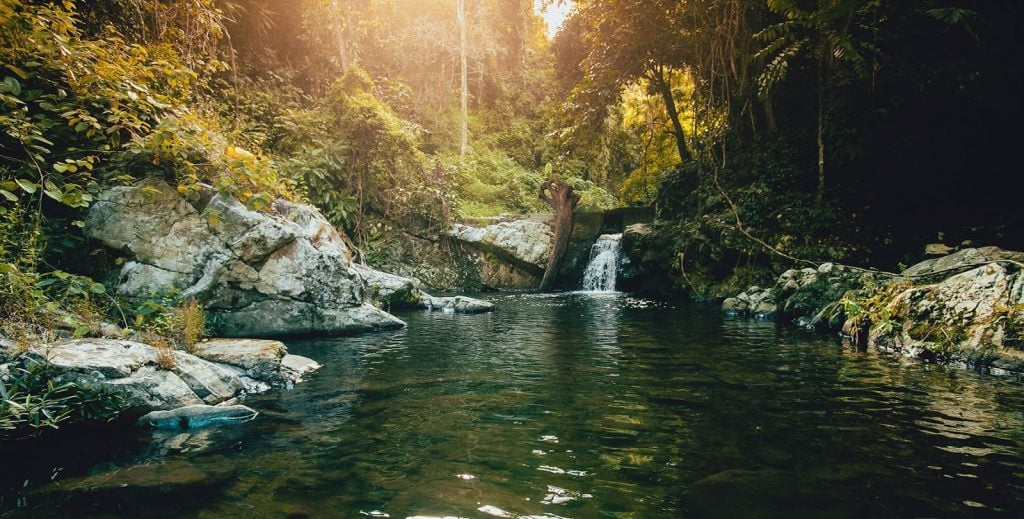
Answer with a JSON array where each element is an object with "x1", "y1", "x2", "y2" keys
[{"x1": 721, "y1": 247, "x2": 1024, "y2": 376}]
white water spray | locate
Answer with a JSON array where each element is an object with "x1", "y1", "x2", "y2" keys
[{"x1": 581, "y1": 233, "x2": 623, "y2": 292}]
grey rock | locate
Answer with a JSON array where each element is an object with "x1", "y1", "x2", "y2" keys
[
  {"x1": 752, "y1": 301, "x2": 778, "y2": 319},
  {"x1": 27, "y1": 339, "x2": 158, "y2": 379},
  {"x1": 280, "y1": 354, "x2": 321, "y2": 383},
  {"x1": 169, "y1": 351, "x2": 245, "y2": 405},
  {"x1": 902, "y1": 247, "x2": 1024, "y2": 278},
  {"x1": 86, "y1": 179, "x2": 406, "y2": 337},
  {"x1": 190, "y1": 338, "x2": 285, "y2": 381},
  {"x1": 449, "y1": 219, "x2": 552, "y2": 271},
  {"x1": 352, "y1": 263, "x2": 421, "y2": 308},
  {"x1": 722, "y1": 297, "x2": 749, "y2": 314},
  {"x1": 137, "y1": 404, "x2": 258, "y2": 430},
  {"x1": 421, "y1": 294, "x2": 496, "y2": 314},
  {"x1": 104, "y1": 367, "x2": 205, "y2": 410}
]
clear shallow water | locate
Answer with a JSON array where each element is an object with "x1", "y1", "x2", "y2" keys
[{"x1": 4, "y1": 292, "x2": 1024, "y2": 518}]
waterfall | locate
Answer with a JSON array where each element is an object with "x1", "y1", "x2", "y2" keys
[{"x1": 581, "y1": 233, "x2": 623, "y2": 292}]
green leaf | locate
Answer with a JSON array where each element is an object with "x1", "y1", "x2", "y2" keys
[
  {"x1": 14, "y1": 179, "x2": 37, "y2": 194},
  {"x1": 5, "y1": 65, "x2": 29, "y2": 80},
  {"x1": 0, "y1": 189, "x2": 16, "y2": 202}
]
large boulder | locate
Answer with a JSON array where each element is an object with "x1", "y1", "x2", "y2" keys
[
  {"x1": 448, "y1": 219, "x2": 552, "y2": 273},
  {"x1": 901, "y1": 247, "x2": 1024, "y2": 278},
  {"x1": 85, "y1": 179, "x2": 404, "y2": 337},
  {"x1": 865, "y1": 261, "x2": 1024, "y2": 372},
  {"x1": 421, "y1": 294, "x2": 495, "y2": 314}
]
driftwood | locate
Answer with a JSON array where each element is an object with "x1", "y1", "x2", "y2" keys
[{"x1": 538, "y1": 175, "x2": 580, "y2": 291}]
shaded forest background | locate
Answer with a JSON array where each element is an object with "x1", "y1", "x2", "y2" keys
[{"x1": 2, "y1": 0, "x2": 1022, "y2": 320}]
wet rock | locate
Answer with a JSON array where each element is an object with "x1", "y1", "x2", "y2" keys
[
  {"x1": 751, "y1": 301, "x2": 778, "y2": 319},
  {"x1": 137, "y1": 404, "x2": 258, "y2": 429},
  {"x1": 722, "y1": 297, "x2": 749, "y2": 315},
  {"x1": 421, "y1": 294, "x2": 495, "y2": 314},
  {"x1": 280, "y1": 354, "x2": 321, "y2": 383}
]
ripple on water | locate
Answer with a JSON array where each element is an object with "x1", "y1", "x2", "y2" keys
[{"x1": 6, "y1": 295, "x2": 1024, "y2": 517}]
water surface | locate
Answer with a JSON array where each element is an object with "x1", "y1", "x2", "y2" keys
[{"x1": 5, "y1": 293, "x2": 1024, "y2": 517}]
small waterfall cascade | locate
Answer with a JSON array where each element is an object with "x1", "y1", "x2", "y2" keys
[{"x1": 581, "y1": 233, "x2": 623, "y2": 292}]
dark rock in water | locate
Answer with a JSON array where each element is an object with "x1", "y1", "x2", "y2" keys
[{"x1": 137, "y1": 404, "x2": 258, "y2": 429}]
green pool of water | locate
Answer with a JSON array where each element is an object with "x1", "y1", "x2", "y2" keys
[{"x1": 4, "y1": 293, "x2": 1024, "y2": 517}]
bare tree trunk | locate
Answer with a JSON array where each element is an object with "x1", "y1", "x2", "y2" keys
[
  {"x1": 652, "y1": 66, "x2": 693, "y2": 163},
  {"x1": 458, "y1": 0, "x2": 469, "y2": 157},
  {"x1": 816, "y1": 56, "x2": 826, "y2": 207},
  {"x1": 538, "y1": 175, "x2": 580, "y2": 292},
  {"x1": 331, "y1": 0, "x2": 349, "y2": 73}
]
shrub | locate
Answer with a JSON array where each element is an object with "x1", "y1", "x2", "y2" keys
[{"x1": 0, "y1": 362, "x2": 130, "y2": 441}]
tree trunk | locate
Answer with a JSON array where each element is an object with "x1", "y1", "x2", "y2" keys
[
  {"x1": 458, "y1": 0, "x2": 469, "y2": 157},
  {"x1": 538, "y1": 175, "x2": 580, "y2": 292},
  {"x1": 816, "y1": 56, "x2": 826, "y2": 207},
  {"x1": 331, "y1": 0, "x2": 349, "y2": 73},
  {"x1": 652, "y1": 67, "x2": 693, "y2": 163}
]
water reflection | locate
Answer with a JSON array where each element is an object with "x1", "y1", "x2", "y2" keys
[{"x1": 4, "y1": 295, "x2": 1024, "y2": 517}]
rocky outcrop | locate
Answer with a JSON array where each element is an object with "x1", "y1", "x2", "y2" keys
[
  {"x1": 444, "y1": 218, "x2": 553, "y2": 289},
  {"x1": 901, "y1": 246, "x2": 1024, "y2": 277},
  {"x1": 723, "y1": 263, "x2": 874, "y2": 327},
  {"x1": 13, "y1": 338, "x2": 318, "y2": 413},
  {"x1": 863, "y1": 260, "x2": 1024, "y2": 372},
  {"x1": 448, "y1": 219, "x2": 552, "y2": 272},
  {"x1": 724, "y1": 248, "x2": 1024, "y2": 374},
  {"x1": 85, "y1": 179, "x2": 404, "y2": 337}
]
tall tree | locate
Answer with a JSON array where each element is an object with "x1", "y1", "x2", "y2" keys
[
  {"x1": 557, "y1": 0, "x2": 695, "y2": 163},
  {"x1": 755, "y1": 0, "x2": 873, "y2": 205},
  {"x1": 458, "y1": 0, "x2": 469, "y2": 157}
]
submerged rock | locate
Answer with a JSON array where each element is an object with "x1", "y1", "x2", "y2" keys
[
  {"x1": 137, "y1": 404, "x2": 258, "y2": 429},
  {"x1": 86, "y1": 179, "x2": 404, "y2": 337}
]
